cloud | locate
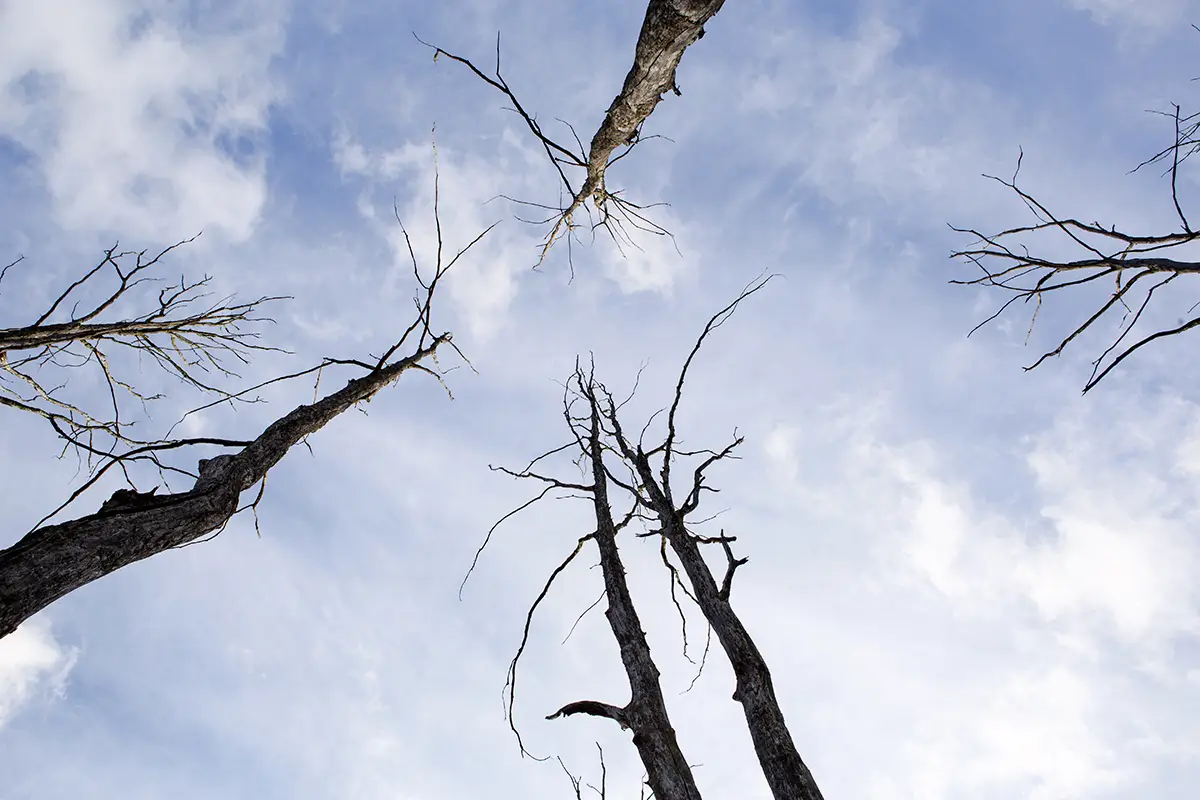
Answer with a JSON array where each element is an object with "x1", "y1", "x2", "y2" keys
[
  {"x1": 0, "y1": 0, "x2": 283, "y2": 241},
  {"x1": 763, "y1": 385, "x2": 1200, "y2": 797},
  {"x1": 1064, "y1": 0, "x2": 1189, "y2": 28},
  {"x1": 7, "y1": 1, "x2": 1200, "y2": 797},
  {"x1": 333, "y1": 129, "x2": 558, "y2": 340},
  {"x1": 720, "y1": 12, "x2": 1000, "y2": 217},
  {"x1": 0, "y1": 622, "x2": 76, "y2": 729},
  {"x1": 1021, "y1": 394, "x2": 1200, "y2": 645},
  {"x1": 766, "y1": 385, "x2": 1200, "y2": 649},
  {"x1": 895, "y1": 665, "x2": 1127, "y2": 800},
  {"x1": 851, "y1": 395, "x2": 1200, "y2": 648},
  {"x1": 599, "y1": 207, "x2": 693, "y2": 294}
]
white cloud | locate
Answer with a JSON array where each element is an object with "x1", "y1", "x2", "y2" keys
[
  {"x1": 728, "y1": 13, "x2": 989, "y2": 214},
  {"x1": 0, "y1": 0, "x2": 283, "y2": 241},
  {"x1": 861, "y1": 397, "x2": 1200, "y2": 648},
  {"x1": 334, "y1": 132, "x2": 543, "y2": 339},
  {"x1": 0, "y1": 622, "x2": 76, "y2": 729},
  {"x1": 332, "y1": 129, "x2": 372, "y2": 176},
  {"x1": 895, "y1": 665, "x2": 1126, "y2": 800},
  {"x1": 764, "y1": 387, "x2": 1200, "y2": 797},
  {"x1": 7, "y1": 1, "x2": 1200, "y2": 797},
  {"x1": 1021, "y1": 397, "x2": 1200, "y2": 645},
  {"x1": 600, "y1": 207, "x2": 692, "y2": 294}
]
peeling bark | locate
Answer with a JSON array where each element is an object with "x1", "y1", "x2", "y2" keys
[
  {"x1": 425, "y1": 0, "x2": 727, "y2": 263},
  {"x1": 578, "y1": 0, "x2": 727, "y2": 210}
]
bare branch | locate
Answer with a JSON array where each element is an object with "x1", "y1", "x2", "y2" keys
[
  {"x1": 0, "y1": 328, "x2": 452, "y2": 637},
  {"x1": 420, "y1": 0, "x2": 724, "y2": 266},
  {"x1": 0, "y1": 240, "x2": 287, "y2": 467},
  {"x1": 547, "y1": 700, "x2": 631, "y2": 730},
  {"x1": 1, "y1": 156, "x2": 485, "y2": 638},
  {"x1": 460, "y1": 483, "x2": 557, "y2": 600},
  {"x1": 953, "y1": 126, "x2": 1200, "y2": 391},
  {"x1": 502, "y1": 530, "x2": 596, "y2": 759},
  {"x1": 494, "y1": 280, "x2": 823, "y2": 799}
]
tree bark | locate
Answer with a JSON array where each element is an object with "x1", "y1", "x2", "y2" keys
[
  {"x1": 0, "y1": 338, "x2": 446, "y2": 638},
  {"x1": 660, "y1": 514, "x2": 824, "y2": 800},
  {"x1": 578, "y1": 0, "x2": 727, "y2": 209},
  {"x1": 594, "y1": 275, "x2": 826, "y2": 799},
  {"x1": 547, "y1": 400, "x2": 702, "y2": 800}
]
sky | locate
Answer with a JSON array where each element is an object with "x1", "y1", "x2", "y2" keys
[{"x1": 2, "y1": 0, "x2": 1200, "y2": 797}]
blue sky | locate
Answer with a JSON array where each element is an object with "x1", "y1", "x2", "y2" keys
[{"x1": 3, "y1": 0, "x2": 1200, "y2": 797}]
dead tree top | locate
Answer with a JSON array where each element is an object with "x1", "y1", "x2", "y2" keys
[{"x1": 421, "y1": 0, "x2": 726, "y2": 267}]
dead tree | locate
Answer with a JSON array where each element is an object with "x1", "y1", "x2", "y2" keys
[
  {"x1": 422, "y1": 0, "x2": 726, "y2": 264},
  {"x1": 952, "y1": 99, "x2": 1200, "y2": 392},
  {"x1": 477, "y1": 373, "x2": 702, "y2": 799},
  {"x1": 0, "y1": 238, "x2": 283, "y2": 464},
  {"x1": 550, "y1": 375, "x2": 705, "y2": 800},
  {"x1": 472, "y1": 277, "x2": 824, "y2": 800},
  {"x1": 0, "y1": 193, "x2": 492, "y2": 639}
]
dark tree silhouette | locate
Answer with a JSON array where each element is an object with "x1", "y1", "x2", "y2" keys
[
  {"x1": 1, "y1": 182, "x2": 492, "y2": 638},
  {"x1": 954, "y1": 98, "x2": 1200, "y2": 392},
  {"x1": 471, "y1": 278, "x2": 825, "y2": 800}
]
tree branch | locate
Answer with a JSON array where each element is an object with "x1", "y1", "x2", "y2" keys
[
  {"x1": 953, "y1": 114, "x2": 1200, "y2": 392},
  {"x1": 420, "y1": 0, "x2": 724, "y2": 267}
]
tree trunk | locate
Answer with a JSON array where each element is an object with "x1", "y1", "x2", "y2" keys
[
  {"x1": 661, "y1": 515, "x2": 824, "y2": 800},
  {"x1": 0, "y1": 339, "x2": 445, "y2": 638},
  {"x1": 579, "y1": 0, "x2": 727, "y2": 208},
  {"x1": 547, "y1": 401, "x2": 703, "y2": 800}
]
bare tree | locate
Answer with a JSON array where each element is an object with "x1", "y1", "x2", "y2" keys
[
  {"x1": 0, "y1": 190, "x2": 492, "y2": 639},
  {"x1": 489, "y1": 362, "x2": 704, "y2": 800},
  {"x1": 422, "y1": 0, "x2": 726, "y2": 264},
  {"x1": 0, "y1": 238, "x2": 282, "y2": 463},
  {"x1": 953, "y1": 98, "x2": 1200, "y2": 392},
  {"x1": 472, "y1": 278, "x2": 825, "y2": 800}
]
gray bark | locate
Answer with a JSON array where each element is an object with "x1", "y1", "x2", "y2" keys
[
  {"x1": 592, "y1": 275, "x2": 826, "y2": 799},
  {"x1": 578, "y1": 0, "x2": 727, "y2": 209},
  {"x1": 424, "y1": 0, "x2": 726, "y2": 263},
  {"x1": 623, "y1": 458, "x2": 825, "y2": 800}
]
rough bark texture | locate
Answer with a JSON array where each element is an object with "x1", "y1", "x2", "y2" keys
[
  {"x1": 425, "y1": 0, "x2": 726, "y2": 263},
  {"x1": 661, "y1": 514, "x2": 824, "y2": 800},
  {"x1": 579, "y1": 0, "x2": 726, "y2": 210},
  {"x1": 547, "y1": 403, "x2": 702, "y2": 800},
  {"x1": 624, "y1": 441, "x2": 824, "y2": 800},
  {"x1": 0, "y1": 338, "x2": 445, "y2": 638},
  {"x1": 592, "y1": 276, "x2": 826, "y2": 800}
]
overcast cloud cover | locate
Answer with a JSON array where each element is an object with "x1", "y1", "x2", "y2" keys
[{"x1": 3, "y1": 0, "x2": 1200, "y2": 797}]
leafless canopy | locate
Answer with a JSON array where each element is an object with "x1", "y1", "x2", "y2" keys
[
  {"x1": 419, "y1": 0, "x2": 725, "y2": 267},
  {"x1": 466, "y1": 276, "x2": 824, "y2": 800},
  {"x1": 0, "y1": 238, "x2": 284, "y2": 466},
  {"x1": 0, "y1": 168, "x2": 491, "y2": 639},
  {"x1": 952, "y1": 100, "x2": 1200, "y2": 393}
]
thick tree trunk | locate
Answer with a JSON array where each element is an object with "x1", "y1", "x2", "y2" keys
[
  {"x1": 0, "y1": 339, "x2": 445, "y2": 638},
  {"x1": 579, "y1": 0, "x2": 727, "y2": 208},
  {"x1": 661, "y1": 515, "x2": 824, "y2": 800},
  {"x1": 547, "y1": 404, "x2": 702, "y2": 800}
]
